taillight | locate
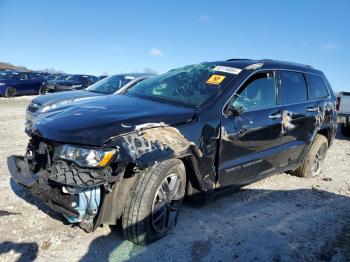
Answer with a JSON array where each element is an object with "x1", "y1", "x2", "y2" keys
[{"x1": 336, "y1": 97, "x2": 341, "y2": 111}]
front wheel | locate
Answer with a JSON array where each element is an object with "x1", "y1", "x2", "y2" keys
[
  {"x1": 122, "y1": 159, "x2": 186, "y2": 245},
  {"x1": 4, "y1": 86, "x2": 16, "y2": 98}
]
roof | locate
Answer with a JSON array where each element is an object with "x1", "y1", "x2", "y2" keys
[{"x1": 208, "y1": 58, "x2": 322, "y2": 74}]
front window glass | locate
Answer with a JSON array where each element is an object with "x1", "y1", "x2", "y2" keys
[
  {"x1": 231, "y1": 72, "x2": 276, "y2": 112},
  {"x1": 66, "y1": 75, "x2": 86, "y2": 81},
  {"x1": 125, "y1": 64, "x2": 233, "y2": 107},
  {"x1": 86, "y1": 75, "x2": 133, "y2": 94},
  {"x1": 19, "y1": 73, "x2": 28, "y2": 80},
  {"x1": 56, "y1": 75, "x2": 69, "y2": 80},
  {"x1": 279, "y1": 71, "x2": 307, "y2": 104}
]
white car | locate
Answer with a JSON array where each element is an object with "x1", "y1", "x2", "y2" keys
[{"x1": 337, "y1": 91, "x2": 350, "y2": 136}]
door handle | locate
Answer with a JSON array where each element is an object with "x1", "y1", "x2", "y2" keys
[
  {"x1": 269, "y1": 113, "x2": 282, "y2": 119},
  {"x1": 307, "y1": 106, "x2": 319, "y2": 112}
]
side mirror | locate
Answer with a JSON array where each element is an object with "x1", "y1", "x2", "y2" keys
[{"x1": 224, "y1": 106, "x2": 242, "y2": 116}]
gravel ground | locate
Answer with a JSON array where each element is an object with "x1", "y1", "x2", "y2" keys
[{"x1": 0, "y1": 96, "x2": 349, "y2": 262}]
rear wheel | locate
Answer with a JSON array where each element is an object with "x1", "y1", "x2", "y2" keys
[
  {"x1": 340, "y1": 124, "x2": 350, "y2": 137},
  {"x1": 4, "y1": 86, "x2": 16, "y2": 98},
  {"x1": 293, "y1": 134, "x2": 328, "y2": 178},
  {"x1": 122, "y1": 159, "x2": 186, "y2": 245}
]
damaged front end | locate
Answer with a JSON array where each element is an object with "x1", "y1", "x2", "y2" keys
[
  {"x1": 7, "y1": 137, "x2": 117, "y2": 231},
  {"x1": 7, "y1": 122, "x2": 209, "y2": 231}
]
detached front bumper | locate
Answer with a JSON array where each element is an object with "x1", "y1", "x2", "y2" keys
[
  {"x1": 7, "y1": 155, "x2": 101, "y2": 229},
  {"x1": 7, "y1": 155, "x2": 38, "y2": 188}
]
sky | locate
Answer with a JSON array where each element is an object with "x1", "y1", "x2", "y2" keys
[{"x1": 0, "y1": 0, "x2": 349, "y2": 92}]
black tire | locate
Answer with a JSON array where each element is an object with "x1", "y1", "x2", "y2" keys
[
  {"x1": 340, "y1": 125, "x2": 350, "y2": 137},
  {"x1": 4, "y1": 86, "x2": 16, "y2": 98},
  {"x1": 122, "y1": 159, "x2": 186, "y2": 245},
  {"x1": 38, "y1": 86, "x2": 47, "y2": 95},
  {"x1": 293, "y1": 134, "x2": 328, "y2": 178}
]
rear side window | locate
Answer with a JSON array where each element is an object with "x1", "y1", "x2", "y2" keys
[
  {"x1": 306, "y1": 74, "x2": 329, "y2": 100},
  {"x1": 278, "y1": 71, "x2": 307, "y2": 104}
]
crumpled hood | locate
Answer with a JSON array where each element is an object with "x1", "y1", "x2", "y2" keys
[
  {"x1": 30, "y1": 95, "x2": 195, "y2": 146},
  {"x1": 32, "y1": 90, "x2": 103, "y2": 107}
]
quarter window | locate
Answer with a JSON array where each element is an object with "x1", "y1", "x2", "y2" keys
[
  {"x1": 306, "y1": 74, "x2": 329, "y2": 100},
  {"x1": 278, "y1": 71, "x2": 307, "y2": 104},
  {"x1": 231, "y1": 71, "x2": 276, "y2": 112}
]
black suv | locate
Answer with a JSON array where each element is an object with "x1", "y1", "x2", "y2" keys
[{"x1": 8, "y1": 59, "x2": 337, "y2": 245}]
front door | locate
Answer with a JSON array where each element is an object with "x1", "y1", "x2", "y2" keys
[{"x1": 218, "y1": 71, "x2": 283, "y2": 187}]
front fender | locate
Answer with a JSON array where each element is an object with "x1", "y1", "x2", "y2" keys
[{"x1": 105, "y1": 125, "x2": 203, "y2": 169}]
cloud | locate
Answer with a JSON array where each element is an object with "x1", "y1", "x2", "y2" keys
[
  {"x1": 198, "y1": 14, "x2": 210, "y2": 23},
  {"x1": 148, "y1": 48, "x2": 163, "y2": 56},
  {"x1": 321, "y1": 42, "x2": 339, "y2": 51}
]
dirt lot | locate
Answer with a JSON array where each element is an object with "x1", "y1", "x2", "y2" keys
[{"x1": 0, "y1": 96, "x2": 349, "y2": 262}]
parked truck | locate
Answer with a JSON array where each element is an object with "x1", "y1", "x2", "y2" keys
[{"x1": 337, "y1": 91, "x2": 350, "y2": 136}]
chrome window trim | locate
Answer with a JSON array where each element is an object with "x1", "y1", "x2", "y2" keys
[{"x1": 222, "y1": 68, "x2": 332, "y2": 116}]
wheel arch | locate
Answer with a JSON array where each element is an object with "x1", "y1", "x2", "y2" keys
[{"x1": 316, "y1": 124, "x2": 336, "y2": 146}]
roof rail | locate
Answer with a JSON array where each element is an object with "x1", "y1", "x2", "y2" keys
[
  {"x1": 260, "y1": 59, "x2": 313, "y2": 69},
  {"x1": 226, "y1": 58, "x2": 252, "y2": 61}
]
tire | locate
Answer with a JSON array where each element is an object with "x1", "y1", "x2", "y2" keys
[
  {"x1": 122, "y1": 159, "x2": 186, "y2": 245},
  {"x1": 340, "y1": 125, "x2": 350, "y2": 137},
  {"x1": 4, "y1": 86, "x2": 16, "y2": 98},
  {"x1": 293, "y1": 134, "x2": 328, "y2": 178},
  {"x1": 38, "y1": 86, "x2": 47, "y2": 95}
]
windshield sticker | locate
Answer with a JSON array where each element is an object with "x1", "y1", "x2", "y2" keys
[
  {"x1": 213, "y1": 66, "x2": 241, "y2": 75},
  {"x1": 124, "y1": 76, "x2": 136, "y2": 80},
  {"x1": 206, "y1": 74, "x2": 226, "y2": 85},
  {"x1": 245, "y1": 63, "x2": 264, "y2": 70}
]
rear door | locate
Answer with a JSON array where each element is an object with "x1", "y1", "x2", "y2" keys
[
  {"x1": 27, "y1": 73, "x2": 43, "y2": 94},
  {"x1": 305, "y1": 73, "x2": 334, "y2": 132},
  {"x1": 218, "y1": 71, "x2": 283, "y2": 187},
  {"x1": 277, "y1": 70, "x2": 314, "y2": 170}
]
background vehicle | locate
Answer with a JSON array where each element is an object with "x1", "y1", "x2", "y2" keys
[
  {"x1": 26, "y1": 73, "x2": 153, "y2": 120},
  {"x1": 9, "y1": 59, "x2": 336, "y2": 245},
  {"x1": 337, "y1": 91, "x2": 350, "y2": 136},
  {"x1": 99, "y1": 75, "x2": 108, "y2": 80},
  {"x1": 0, "y1": 70, "x2": 45, "y2": 97},
  {"x1": 46, "y1": 74, "x2": 99, "y2": 92}
]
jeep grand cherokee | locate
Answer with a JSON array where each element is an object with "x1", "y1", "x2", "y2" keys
[{"x1": 8, "y1": 59, "x2": 337, "y2": 245}]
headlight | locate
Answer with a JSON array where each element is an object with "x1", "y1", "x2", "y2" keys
[
  {"x1": 72, "y1": 84, "x2": 82, "y2": 88},
  {"x1": 40, "y1": 100, "x2": 75, "y2": 113},
  {"x1": 41, "y1": 104, "x2": 58, "y2": 113},
  {"x1": 0, "y1": 83, "x2": 6, "y2": 86},
  {"x1": 59, "y1": 145, "x2": 116, "y2": 167}
]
